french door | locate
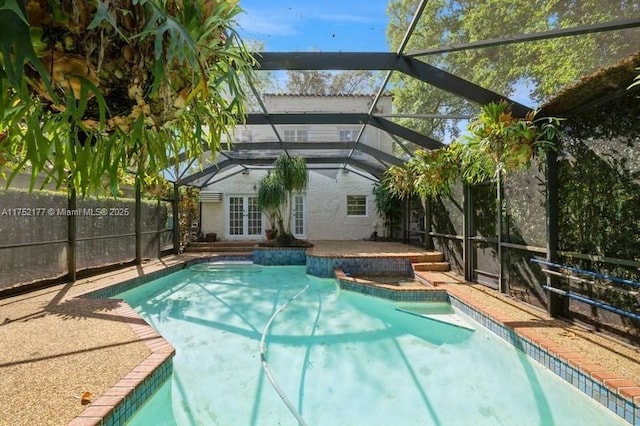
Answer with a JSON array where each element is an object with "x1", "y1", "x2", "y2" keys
[
  {"x1": 291, "y1": 194, "x2": 306, "y2": 238},
  {"x1": 227, "y1": 196, "x2": 262, "y2": 238}
]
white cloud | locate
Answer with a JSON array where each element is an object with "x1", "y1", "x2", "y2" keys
[{"x1": 237, "y1": 8, "x2": 298, "y2": 36}]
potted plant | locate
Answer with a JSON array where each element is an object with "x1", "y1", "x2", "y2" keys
[
  {"x1": 257, "y1": 172, "x2": 285, "y2": 241},
  {"x1": 255, "y1": 153, "x2": 309, "y2": 245},
  {"x1": 272, "y1": 153, "x2": 308, "y2": 244},
  {"x1": 0, "y1": 1, "x2": 254, "y2": 196},
  {"x1": 384, "y1": 145, "x2": 460, "y2": 200}
]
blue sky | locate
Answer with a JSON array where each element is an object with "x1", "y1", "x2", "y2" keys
[{"x1": 236, "y1": 0, "x2": 391, "y2": 52}]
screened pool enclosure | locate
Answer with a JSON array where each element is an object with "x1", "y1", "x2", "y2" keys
[{"x1": 1, "y1": 1, "x2": 639, "y2": 340}]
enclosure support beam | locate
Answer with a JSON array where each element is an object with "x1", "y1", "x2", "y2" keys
[
  {"x1": 402, "y1": 198, "x2": 409, "y2": 244},
  {"x1": 135, "y1": 178, "x2": 142, "y2": 264},
  {"x1": 424, "y1": 197, "x2": 433, "y2": 250},
  {"x1": 496, "y1": 174, "x2": 507, "y2": 294},
  {"x1": 545, "y1": 150, "x2": 563, "y2": 317},
  {"x1": 157, "y1": 198, "x2": 162, "y2": 259},
  {"x1": 463, "y1": 184, "x2": 473, "y2": 282},
  {"x1": 254, "y1": 53, "x2": 530, "y2": 117},
  {"x1": 172, "y1": 183, "x2": 180, "y2": 255},
  {"x1": 67, "y1": 188, "x2": 77, "y2": 282}
]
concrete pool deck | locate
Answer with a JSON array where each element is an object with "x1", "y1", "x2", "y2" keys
[{"x1": 0, "y1": 242, "x2": 639, "y2": 425}]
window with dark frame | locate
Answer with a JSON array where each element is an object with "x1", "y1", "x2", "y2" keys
[{"x1": 347, "y1": 195, "x2": 367, "y2": 216}]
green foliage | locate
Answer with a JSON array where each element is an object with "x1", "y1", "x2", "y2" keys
[
  {"x1": 257, "y1": 172, "x2": 285, "y2": 232},
  {"x1": 411, "y1": 147, "x2": 460, "y2": 198},
  {"x1": 274, "y1": 154, "x2": 308, "y2": 194},
  {"x1": 372, "y1": 183, "x2": 402, "y2": 238},
  {"x1": 382, "y1": 163, "x2": 415, "y2": 200},
  {"x1": 558, "y1": 95, "x2": 640, "y2": 263},
  {"x1": 386, "y1": 0, "x2": 637, "y2": 138},
  {"x1": 0, "y1": 1, "x2": 52, "y2": 95},
  {"x1": 178, "y1": 186, "x2": 199, "y2": 241},
  {"x1": 0, "y1": 0, "x2": 255, "y2": 197},
  {"x1": 264, "y1": 153, "x2": 308, "y2": 240},
  {"x1": 459, "y1": 101, "x2": 562, "y2": 184},
  {"x1": 384, "y1": 102, "x2": 562, "y2": 203},
  {"x1": 281, "y1": 70, "x2": 384, "y2": 95}
]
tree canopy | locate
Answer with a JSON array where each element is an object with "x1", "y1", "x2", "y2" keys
[
  {"x1": 279, "y1": 70, "x2": 383, "y2": 95},
  {"x1": 0, "y1": 0, "x2": 255, "y2": 196},
  {"x1": 386, "y1": 0, "x2": 639, "y2": 142}
]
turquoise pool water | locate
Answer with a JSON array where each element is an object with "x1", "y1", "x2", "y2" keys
[{"x1": 118, "y1": 264, "x2": 624, "y2": 425}]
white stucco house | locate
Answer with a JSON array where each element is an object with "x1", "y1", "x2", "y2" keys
[{"x1": 198, "y1": 94, "x2": 395, "y2": 241}]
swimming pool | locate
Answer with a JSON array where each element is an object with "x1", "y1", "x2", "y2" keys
[{"x1": 118, "y1": 264, "x2": 625, "y2": 425}]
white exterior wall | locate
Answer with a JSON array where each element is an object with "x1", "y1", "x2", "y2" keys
[
  {"x1": 201, "y1": 94, "x2": 393, "y2": 241},
  {"x1": 200, "y1": 175, "x2": 260, "y2": 239},
  {"x1": 232, "y1": 95, "x2": 394, "y2": 155},
  {"x1": 304, "y1": 170, "x2": 380, "y2": 240},
  {"x1": 200, "y1": 169, "x2": 382, "y2": 241}
]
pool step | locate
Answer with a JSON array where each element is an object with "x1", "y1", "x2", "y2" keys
[
  {"x1": 412, "y1": 261, "x2": 451, "y2": 272},
  {"x1": 406, "y1": 252, "x2": 444, "y2": 263},
  {"x1": 184, "y1": 245, "x2": 255, "y2": 253},
  {"x1": 414, "y1": 271, "x2": 461, "y2": 286},
  {"x1": 184, "y1": 241, "x2": 257, "y2": 253},
  {"x1": 199, "y1": 251, "x2": 254, "y2": 258}
]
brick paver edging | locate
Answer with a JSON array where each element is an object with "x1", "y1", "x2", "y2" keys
[
  {"x1": 68, "y1": 302, "x2": 174, "y2": 426},
  {"x1": 445, "y1": 286, "x2": 640, "y2": 425}
]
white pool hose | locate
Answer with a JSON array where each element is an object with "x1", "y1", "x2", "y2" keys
[{"x1": 260, "y1": 283, "x2": 310, "y2": 426}]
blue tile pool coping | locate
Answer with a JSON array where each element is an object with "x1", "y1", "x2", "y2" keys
[
  {"x1": 448, "y1": 293, "x2": 640, "y2": 425},
  {"x1": 307, "y1": 254, "x2": 414, "y2": 278},
  {"x1": 253, "y1": 247, "x2": 307, "y2": 265},
  {"x1": 101, "y1": 359, "x2": 173, "y2": 426}
]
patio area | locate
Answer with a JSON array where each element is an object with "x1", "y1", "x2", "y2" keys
[
  {"x1": 1, "y1": 1, "x2": 639, "y2": 424},
  {"x1": 1, "y1": 244, "x2": 639, "y2": 425}
]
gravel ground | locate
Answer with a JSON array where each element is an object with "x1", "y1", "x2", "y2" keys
[{"x1": 0, "y1": 255, "x2": 201, "y2": 426}]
